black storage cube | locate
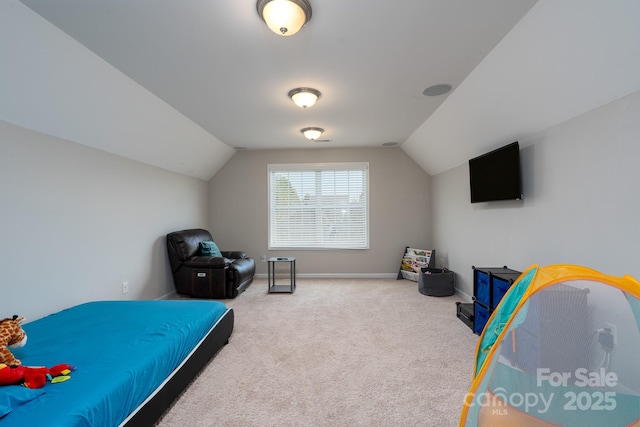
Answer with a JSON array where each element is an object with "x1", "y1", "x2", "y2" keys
[
  {"x1": 418, "y1": 268, "x2": 455, "y2": 296},
  {"x1": 473, "y1": 266, "x2": 521, "y2": 310},
  {"x1": 473, "y1": 302, "x2": 490, "y2": 335},
  {"x1": 490, "y1": 272, "x2": 522, "y2": 310},
  {"x1": 456, "y1": 302, "x2": 474, "y2": 330},
  {"x1": 473, "y1": 269, "x2": 492, "y2": 307}
]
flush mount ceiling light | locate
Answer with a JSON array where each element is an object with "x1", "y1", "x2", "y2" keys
[
  {"x1": 257, "y1": 0, "x2": 312, "y2": 36},
  {"x1": 301, "y1": 127, "x2": 324, "y2": 141},
  {"x1": 288, "y1": 87, "x2": 321, "y2": 108}
]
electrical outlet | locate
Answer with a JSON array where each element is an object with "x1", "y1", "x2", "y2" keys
[
  {"x1": 260, "y1": 255, "x2": 266, "y2": 262},
  {"x1": 122, "y1": 281, "x2": 129, "y2": 294},
  {"x1": 604, "y1": 322, "x2": 617, "y2": 346}
]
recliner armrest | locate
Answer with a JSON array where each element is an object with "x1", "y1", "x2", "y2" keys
[
  {"x1": 222, "y1": 251, "x2": 248, "y2": 259},
  {"x1": 184, "y1": 256, "x2": 227, "y2": 268}
]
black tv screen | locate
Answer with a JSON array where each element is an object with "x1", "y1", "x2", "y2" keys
[{"x1": 469, "y1": 141, "x2": 522, "y2": 203}]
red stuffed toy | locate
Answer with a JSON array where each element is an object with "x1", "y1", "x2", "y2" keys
[{"x1": 0, "y1": 363, "x2": 74, "y2": 388}]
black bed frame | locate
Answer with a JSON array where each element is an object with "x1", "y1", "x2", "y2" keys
[{"x1": 120, "y1": 308, "x2": 234, "y2": 426}]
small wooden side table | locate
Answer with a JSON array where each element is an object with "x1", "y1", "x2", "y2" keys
[{"x1": 268, "y1": 257, "x2": 296, "y2": 293}]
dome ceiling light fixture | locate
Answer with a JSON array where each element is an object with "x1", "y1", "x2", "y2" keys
[
  {"x1": 288, "y1": 87, "x2": 321, "y2": 108},
  {"x1": 256, "y1": 0, "x2": 312, "y2": 37},
  {"x1": 301, "y1": 127, "x2": 324, "y2": 141}
]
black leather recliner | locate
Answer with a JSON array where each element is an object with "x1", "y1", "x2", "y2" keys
[{"x1": 166, "y1": 228, "x2": 255, "y2": 299}]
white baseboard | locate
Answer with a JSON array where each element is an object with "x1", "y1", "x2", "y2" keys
[
  {"x1": 255, "y1": 272, "x2": 398, "y2": 279},
  {"x1": 156, "y1": 290, "x2": 177, "y2": 300},
  {"x1": 455, "y1": 288, "x2": 473, "y2": 302}
]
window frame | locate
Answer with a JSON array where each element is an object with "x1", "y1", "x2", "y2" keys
[{"x1": 268, "y1": 162, "x2": 370, "y2": 250}]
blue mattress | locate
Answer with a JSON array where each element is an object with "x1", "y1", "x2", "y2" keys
[{"x1": 1, "y1": 300, "x2": 229, "y2": 427}]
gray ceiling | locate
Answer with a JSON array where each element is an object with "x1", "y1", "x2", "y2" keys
[
  {"x1": 10, "y1": 1, "x2": 639, "y2": 181},
  {"x1": 19, "y1": 0, "x2": 537, "y2": 150}
]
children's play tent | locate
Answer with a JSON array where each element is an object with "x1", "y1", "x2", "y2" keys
[{"x1": 460, "y1": 264, "x2": 640, "y2": 427}]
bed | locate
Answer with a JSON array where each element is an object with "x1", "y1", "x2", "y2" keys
[{"x1": 1, "y1": 300, "x2": 233, "y2": 427}]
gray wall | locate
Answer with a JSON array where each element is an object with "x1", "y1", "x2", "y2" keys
[
  {"x1": 431, "y1": 90, "x2": 640, "y2": 300},
  {"x1": 5, "y1": 87, "x2": 638, "y2": 320},
  {"x1": 208, "y1": 147, "x2": 432, "y2": 277},
  {"x1": 0, "y1": 121, "x2": 209, "y2": 321}
]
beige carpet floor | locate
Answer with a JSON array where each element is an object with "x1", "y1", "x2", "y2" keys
[{"x1": 157, "y1": 278, "x2": 479, "y2": 427}]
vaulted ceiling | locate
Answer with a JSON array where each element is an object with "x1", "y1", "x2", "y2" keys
[{"x1": 3, "y1": 1, "x2": 639, "y2": 180}]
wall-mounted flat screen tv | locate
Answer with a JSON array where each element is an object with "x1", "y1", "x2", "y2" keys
[{"x1": 469, "y1": 141, "x2": 522, "y2": 203}]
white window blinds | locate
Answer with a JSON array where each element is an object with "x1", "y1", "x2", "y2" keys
[{"x1": 268, "y1": 162, "x2": 369, "y2": 249}]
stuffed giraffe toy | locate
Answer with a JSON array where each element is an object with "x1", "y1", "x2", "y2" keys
[{"x1": 0, "y1": 315, "x2": 27, "y2": 366}]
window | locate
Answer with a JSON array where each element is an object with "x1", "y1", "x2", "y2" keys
[{"x1": 269, "y1": 162, "x2": 369, "y2": 249}]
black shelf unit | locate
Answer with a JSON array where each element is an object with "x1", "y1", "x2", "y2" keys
[
  {"x1": 471, "y1": 266, "x2": 522, "y2": 335},
  {"x1": 502, "y1": 283, "x2": 591, "y2": 377},
  {"x1": 456, "y1": 302, "x2": 474, "y2": 330}
]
